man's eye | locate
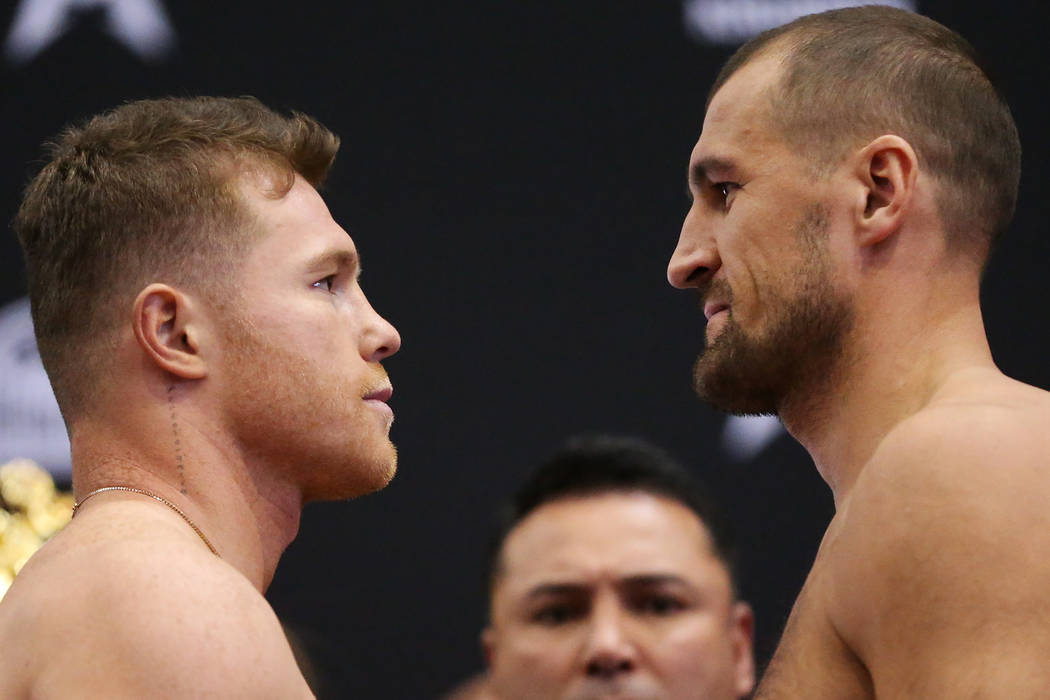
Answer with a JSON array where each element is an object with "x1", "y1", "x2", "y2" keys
[
  {"x1": 635, "y1": 595, "x2": 685, "y2": 616},
  {"x1": 713, "y1": 182, "x2": 739, "y2": 203},
  {"x1": 532, "y1": 604, "x2": 582, "y2": 626},
  {"x1": 313, "y1": 275, "x2": 336, "y2": 293}
]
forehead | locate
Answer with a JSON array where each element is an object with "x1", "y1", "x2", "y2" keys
[
  {"x1": 692, "y1": 55, "x2": 787, "y2": 171},
  {"x1": 497, "y1": 492, "x2": 726, "y2": 590},
  {"x1": 236, "y1": 171, "x2": 358, "y2": 266}
]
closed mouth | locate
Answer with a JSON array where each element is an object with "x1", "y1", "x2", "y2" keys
[
  {"x1": 363, "y1": 385, "x2": 393, "y2": 402},
  {"x1": 703, "y1": 302, "x2": 729, "y2": 321}
]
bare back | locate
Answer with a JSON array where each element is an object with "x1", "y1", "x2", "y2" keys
[
  {"x1": 0, "y1": 501, "x2": 314, "y2": 699},
  {"x1": 756, "y1": 373, "x2": 1050, "y2": 698}
]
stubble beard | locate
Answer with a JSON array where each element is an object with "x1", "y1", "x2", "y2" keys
[
  {"x1": 692, "y1": 204, "x2": 853, "y2": 416},
  {"x1": 218, "y1": 312, "x2": 398, "y2": 502}
]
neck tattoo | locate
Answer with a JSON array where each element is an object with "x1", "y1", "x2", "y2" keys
[{"x1": 72, "y1": 486, "x2": 220, "y2": 557}]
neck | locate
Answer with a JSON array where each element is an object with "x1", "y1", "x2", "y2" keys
[
  {"x1": 69, "y1": 395, "x2": 303, "y2": 592},
  {"x1": 778, "y1": 271, "x2": 996, "y2": 507}
]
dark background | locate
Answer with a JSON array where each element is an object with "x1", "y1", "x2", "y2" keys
[{"x1": 1, "y1": 2, "x2": 1047, "y2": 697}]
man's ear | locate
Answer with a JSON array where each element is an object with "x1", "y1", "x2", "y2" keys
[
  {"x1": 731, "y1": 601, "x2": 756, "y2": 697},
  {"x1": 852, "y1": 134, "x2": 918, "y2": 249},
  {"x1": 481, "y1": 626, "x2": 496, "y2": 669},
  {"x1": 132, "y1": 283, "x2": 208, "y2": 380}
]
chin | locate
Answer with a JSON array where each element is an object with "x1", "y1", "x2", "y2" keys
[
  {"x1": 302, "y1": 439, "x2": 398, "y2": 502},
  {"x1": 692, "y1": 330, "x2": 782, "y2": 415},
  {"x1": 363, "y1": 442, "x2": 398, "y2": 492}
]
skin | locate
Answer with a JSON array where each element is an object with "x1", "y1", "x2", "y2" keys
[
  {"x1": 0, "y1": 170, "x2": 400, "y2": 698},
  {"x1": 216, "y1": 172, "x2": 401, "y2": 502},
  {"x1": 685, "y1": 200, "x2": 852, "y2": 416},
  {"x1": 484, "y1": 492, "x2": 755, "y2": 700},
  {"x1": 668, "y1": 52, "x2": 1050, "y2": 698}
]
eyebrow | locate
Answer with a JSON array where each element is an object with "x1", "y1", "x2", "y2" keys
[
  {"x1": 523, "y1": 574, "x2": 692, "y2": 599},
  {"x1": 620, "y1": 574, "x2": 692, "y2": 588},
  {"x1": 688, "y1": 156, "x2": 737, "y2": 188},
  {"x1": 304, "y1": 248, "x2": 361, "y2": 279},
  {"x1": 524, "y1": 583, "x2": 588, "y2": 600}
]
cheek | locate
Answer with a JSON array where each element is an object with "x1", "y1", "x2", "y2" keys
[
  {"x1": 647, "y1": 616, "x2": 734, "y2": 681},
  {"x1": 493, "y1": 628, "x2": 578, "y2": 688},
  {"x1": 723, "y1": 244, "x2": 787, "y2": 328},
  {"x1": 718, "y1": 253, "x2": 761, "y2": 324},
  {"x1": 256, "y1": 302, "x2": 359, "y2": 362}
]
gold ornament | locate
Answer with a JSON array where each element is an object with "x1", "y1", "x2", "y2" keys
[
  {"x1": 0, "y1": 459, "x2": 73, "y2": 602},
  {"x1": 1, "y1": 459, "x2": 56, "y2": 512}
]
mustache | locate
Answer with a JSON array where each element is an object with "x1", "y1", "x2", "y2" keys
[
  {"x1": 363, "y1": 368, "x2": 391, "y2": 395},
  {"x1": 697, "y1": 278, "x2": 733, "y2": 310}
]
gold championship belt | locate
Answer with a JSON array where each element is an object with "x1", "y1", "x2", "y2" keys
[{"x1": 0, "y1": 459, "x2": 74, "y2": 600}]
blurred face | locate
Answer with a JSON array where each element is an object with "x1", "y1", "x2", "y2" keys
[
  {"x1": 485, "y1": 492, "x2": 754, "y2": 700},
  {"x1": 667, "y1": 56, "x2": 853, "y2": 415},
  {"x1": 216, "y1": 173, "x2": 401, "y2": 501}
]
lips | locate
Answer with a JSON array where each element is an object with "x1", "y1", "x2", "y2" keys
[
  {"x1": 363, "y1": 384, "x2": 395, "y2": 423},
  {"x1": 363, "y1": 385, "x2": 393, "y2": 402},
  {"x1": 703, "y1": 301, "x2": 729, "y2": 321}
]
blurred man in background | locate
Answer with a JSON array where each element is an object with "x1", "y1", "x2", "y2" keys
[
  {"x1": 667, "y1": 6, "x2": 1050, "y2": 697},
  {"x1": 0, "y1": 96, "x2": 400, "y2": 697},
  {"x1": 449, "y1": 435, "x2": 754, "y2": 700}
]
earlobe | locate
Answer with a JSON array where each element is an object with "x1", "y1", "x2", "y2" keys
[
  {"x1": 854, "y1": 135, "x2": 918, "y2": 248},
  {"x1": 732, "y1": 601, "x2": 756, "y2": 695},
  {"x1": 480, "y1": 627, "x2": 496, "y2": 668},
  {"x1": 132, "y1": 284, "x2": 208, "y2": 380}
]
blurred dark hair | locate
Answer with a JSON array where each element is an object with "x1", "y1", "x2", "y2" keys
[{"x1": 485, "y1": 434, "x2": 738, "y2": 604}]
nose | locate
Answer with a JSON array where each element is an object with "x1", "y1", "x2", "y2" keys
[
  {"x1": 362, "y1": 299, "x2": 401, "y2": 363},
  {"x1": 667, "y1": 206, "x2": 720, "y2": 289},
  {"x1": 582, "y1": 600, "x2": 637, "y2": 680}
]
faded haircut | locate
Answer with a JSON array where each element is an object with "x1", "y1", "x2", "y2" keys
[
  {"x1": 14, "y1": 96, "x2": 340, "y2": 421},
  {"x1": 485, "y1": 435, "x2": 739, "y2": 608},
  {"x1": 710, "y1": 5, "x2": 1021, "y2": 260}
]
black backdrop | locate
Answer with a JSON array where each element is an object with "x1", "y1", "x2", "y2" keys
[{"x1": 1, "y1": 2, "x2": 1048, "y2": 697}]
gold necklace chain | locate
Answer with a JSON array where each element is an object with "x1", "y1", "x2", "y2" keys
[{"x1": 72, "y1": 486, "x2": 220, "y2": 557}]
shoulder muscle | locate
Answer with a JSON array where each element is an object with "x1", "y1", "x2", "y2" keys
[
  {"x1": 32, "y1": 542, "x2": 313, "y2": 699},
  {"x1": 826, "y1": 408, "x2": 1050, "y2": 696}
]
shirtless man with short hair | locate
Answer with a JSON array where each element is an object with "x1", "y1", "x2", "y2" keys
[
  {"x1": 667, "y1": 6, "x2": 1050, "y2": 697},
  {"x1": 0, "y1": 96, "x2": 401, "y2": 698}
]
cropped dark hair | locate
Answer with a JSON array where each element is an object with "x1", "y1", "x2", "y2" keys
[
  {"x1": 486, "y1": 435, "x2": 738, "y2": 601},
  {"x1": 711, "y1": 5, "x2": 1020, "y2": 260}
]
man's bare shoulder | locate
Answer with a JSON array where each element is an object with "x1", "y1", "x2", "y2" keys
[
  {"x1": 821, "y1": 375, "x2": 1050, "y2": 696},
  {"x1": 854, "y1": 373, "x2": 1050, "y2": 500},
  {"x1": 836, "y1": 373, "x2": 1050, "y2": 541},
  {"x1": 0, "y1": 506, "x2": 312, "y2": 699}
]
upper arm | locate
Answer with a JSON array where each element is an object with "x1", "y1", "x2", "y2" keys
[
  {"x1": 828, "y1": 412, "x2": 1050, "y2": 697},
  {"x1": 755, "y1": 579, "x2": 873, "y2": 700},
  {"x1": 36, "y1": 556, "x2": 314, "y2": 699}
]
